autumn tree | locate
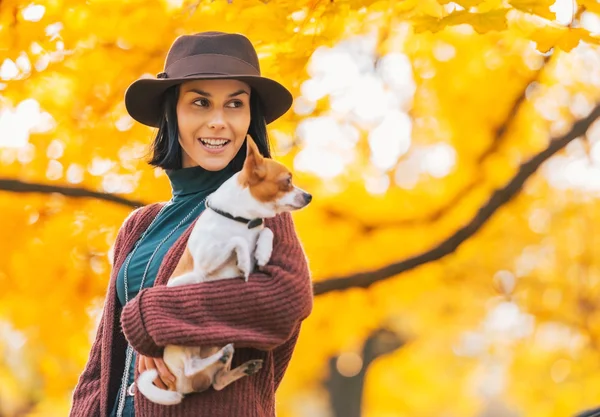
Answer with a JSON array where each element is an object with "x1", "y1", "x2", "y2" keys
[{"x1": 1, "y1": 0, "x2": 600, "y2": 416}]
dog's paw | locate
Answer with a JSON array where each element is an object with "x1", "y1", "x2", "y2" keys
[
  {"x1": 255, "y1": 228, "x2": 274, "y2": 267},
  {"x1": 237, "y1": 256, "x2": 252, "y2": 280},
  {"x1": 220, "y1": 343, "x2": 234, "y2": 364},
  {"x1": 255, "y1": 246, "x2": 272, "y2": 268},
  {"x1": 243, "y1": 359, "x2": 263, "y2": 375},
  {"x1": 167, "y1": 271, "x2": 202, "y2": 287}
]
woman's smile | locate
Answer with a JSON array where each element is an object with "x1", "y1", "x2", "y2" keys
[{"x1": 197, "y1": 137, "x2": 232, "y2": 153}]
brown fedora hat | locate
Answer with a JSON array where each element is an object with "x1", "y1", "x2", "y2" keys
[{"x1": 125, "y1": 31, "x2": 293, "y2": 127}]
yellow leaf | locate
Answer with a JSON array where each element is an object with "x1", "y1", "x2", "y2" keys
[
  {"x1": 478, "y1": 0, "x2": 505, "y2": 12},
  {"x1": 413, "y1": 9, "x2": 509, "y2": 34},
  {"x1": 458, "y1": 8, "x2": 509, "y2": 33},
  {"x1": 439, "y1": 0, "x2": 487, "y2": 7},
  {"x1": 412, "y1": 15, "x2": 446, "y2": 33},
  {"x1": 579, "y1": 0, "x2": 600, "y2": 14},
  {"x1": 509, "y1": 0, "x2": 556, "y2": 20},
  {"x1": 530, "y1": 25, "x2": 588, "y2": 52},
  {"x1": 416, "y1": 0, "x2": 446, "y2": 18},
  {"x1": 392, "y1": 0, "x2": 415, "y2": 12}
]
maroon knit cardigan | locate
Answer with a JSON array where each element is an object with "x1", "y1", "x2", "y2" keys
[{"x1": 69, "y1": 203, "x2": 313, "y2": 416}]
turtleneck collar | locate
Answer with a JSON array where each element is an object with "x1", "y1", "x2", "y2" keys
[{"x1": 166, "y1": 163, "x2": 236, "y2": 200}]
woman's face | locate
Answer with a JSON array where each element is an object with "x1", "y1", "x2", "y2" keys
[{"x1": 176, "y1": 79, "x2": 251, "y2": 170}]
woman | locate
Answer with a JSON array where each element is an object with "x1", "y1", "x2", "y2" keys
[{"x1": 69, "y1": 31, "x2": 313, "y2": 417}]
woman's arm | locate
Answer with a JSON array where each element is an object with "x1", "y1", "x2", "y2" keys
[
  {"x1": 69, "y1": 207, "x2": 143, "y2": 416},
  {"x1": 120, "y1": 212, "x2": 313, "y2": 358}
]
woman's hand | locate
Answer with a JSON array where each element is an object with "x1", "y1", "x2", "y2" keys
[{"x1": 139, "y1": 355, "x2": 177, "y2": 390}]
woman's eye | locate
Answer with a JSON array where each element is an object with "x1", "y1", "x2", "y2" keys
[
  {"x1": 227, "y1": 100, "x2": 243, "y2": 108},
  {"x1": 193, "y1": 98, "x2": 210, "y2": 107}
]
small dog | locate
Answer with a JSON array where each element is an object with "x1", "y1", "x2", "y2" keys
[{"x1": 136, "y1": 135, "x2": 312, "y2": 405}]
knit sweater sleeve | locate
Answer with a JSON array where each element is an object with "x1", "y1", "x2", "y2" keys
[
  {"x1": 120, "y1": 212, "x2": 313, "y2": 357},
  {"x1": 69, "y1": 207, "x2": 142, "y2": 416},
  {"x1": 69, "y1": 313, "x2": 105, "y2": 417}
]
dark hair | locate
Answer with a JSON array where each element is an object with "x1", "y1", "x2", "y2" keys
[{"x1": 147, "y1": 84, "x2": 271, "y2": 171}]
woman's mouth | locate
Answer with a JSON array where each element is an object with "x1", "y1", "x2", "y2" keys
[{"x1": 198, "y1": 137, "x2": 231, "y2": 153}]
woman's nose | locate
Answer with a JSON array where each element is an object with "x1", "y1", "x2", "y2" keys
[{"x1": 208, "y1": 110, "x2": 226, "y2": 129}]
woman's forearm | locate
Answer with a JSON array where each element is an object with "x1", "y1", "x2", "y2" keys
[{"x1": 121, "y1": 212, "x2": 313, "y2": 356}]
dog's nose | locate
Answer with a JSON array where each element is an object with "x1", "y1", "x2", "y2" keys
[{"x1": 303, "y1": 193, "x2": 312, "y2": 204}]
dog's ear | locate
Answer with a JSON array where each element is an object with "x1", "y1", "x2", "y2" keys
[
  {"x1": 246, "y1": 134, "x2": 261, "y2": 158},
  {"x1": 241, "y1": 135, "x2": 266, "y2": 186}
]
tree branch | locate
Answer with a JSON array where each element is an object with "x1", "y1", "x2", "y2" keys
[
  {"x1": 0, "y1": 179, "x2": 145, "y2": 208},
  {"x1": 4, "y1": 105, "x2": 598, "y2": 298},
  {"x1": 313, "y1": 104, "x2": 600, "y2": 296}
]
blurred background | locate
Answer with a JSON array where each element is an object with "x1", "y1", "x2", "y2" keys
[{"x1": 2, "y1": 0, "x2": 600, "y2": 415}]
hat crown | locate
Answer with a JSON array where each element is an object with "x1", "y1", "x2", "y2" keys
[
  {"x1": 125, "y1": 31, "x2": 293, "y2": 127},
  {"x1": 165, "y1": 32, "x2": 260, "y2": 73}
]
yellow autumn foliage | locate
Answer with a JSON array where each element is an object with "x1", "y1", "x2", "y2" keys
[{"x1": 2, "y1": 0, "x2": 600, "y2": 416}]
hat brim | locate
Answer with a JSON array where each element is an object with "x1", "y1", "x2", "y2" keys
[{"x1": 124, "y1": 75, "x2": 293, "y2": 128}]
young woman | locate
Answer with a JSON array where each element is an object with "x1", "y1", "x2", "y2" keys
[{"x1": 69, "y1": 31, "x2": 313, "y2": 417}]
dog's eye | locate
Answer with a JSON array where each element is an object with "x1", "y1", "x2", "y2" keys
[{"x1": 280, "y1": 176, "x2": 293, "y2": 190}]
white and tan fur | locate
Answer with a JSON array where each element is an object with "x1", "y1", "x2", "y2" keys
[{"x1": 136, "y1": 135, "x2": 312, "y2": 405}]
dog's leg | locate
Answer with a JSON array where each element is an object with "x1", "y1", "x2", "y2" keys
[
  {"x1": 212, "y1": 359, "x2": 264, "y2": 391},
  {"x1": 210, "y1": 345, "x2": 233, "y2": 389},
  {"x1": 184, "y1": 344, "x2": 234, "y2": 378},
  {"x1": 167, "y1": 270, "x2": 204, "y2": 287},
  {"x1": 227, "y1": 236, "x2": 252, "y2": 281},
  {"x1": 201, "y1": 244, "x2": 237, "y2": 276},
  {"x1": 254, "y1": 227, "x2": 274, "y2": 268},
  {"x1": 211, "y1": 343, "x2": 234, "y2": 385}
]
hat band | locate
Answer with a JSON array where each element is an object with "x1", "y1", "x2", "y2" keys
[{"x1": 163, "y1": 54, "x2": 260, "y2": 79}]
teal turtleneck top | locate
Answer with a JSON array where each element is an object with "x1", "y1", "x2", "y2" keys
[
  {"x1": 116, "y1": 164, "x2": 235, "y2": 306},
  {"x1": 111, "y1": 163, "x2": 235, "y2": 413}
]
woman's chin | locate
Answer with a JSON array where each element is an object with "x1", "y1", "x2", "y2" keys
[{"x1": 190, "y1": 155, "x2": 231, "y2": 171}]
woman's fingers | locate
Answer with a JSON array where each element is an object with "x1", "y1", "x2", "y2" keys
[
  {"x1": 138, "y1": 354, "x2": 146, "y2": 373},
  {"x1": 154, "y1": 357, "x2": 176, "y2": 389},
  {"x1": 139, "y1": 355, "x2": 169, "y2": 389},
  {"x1": 151, "y1": 358, "x2": 169, "y2": 390}
]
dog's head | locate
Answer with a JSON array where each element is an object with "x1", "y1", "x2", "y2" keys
[{"x1": 236, "y1": 135, "x2": 312, "y2": 217}]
